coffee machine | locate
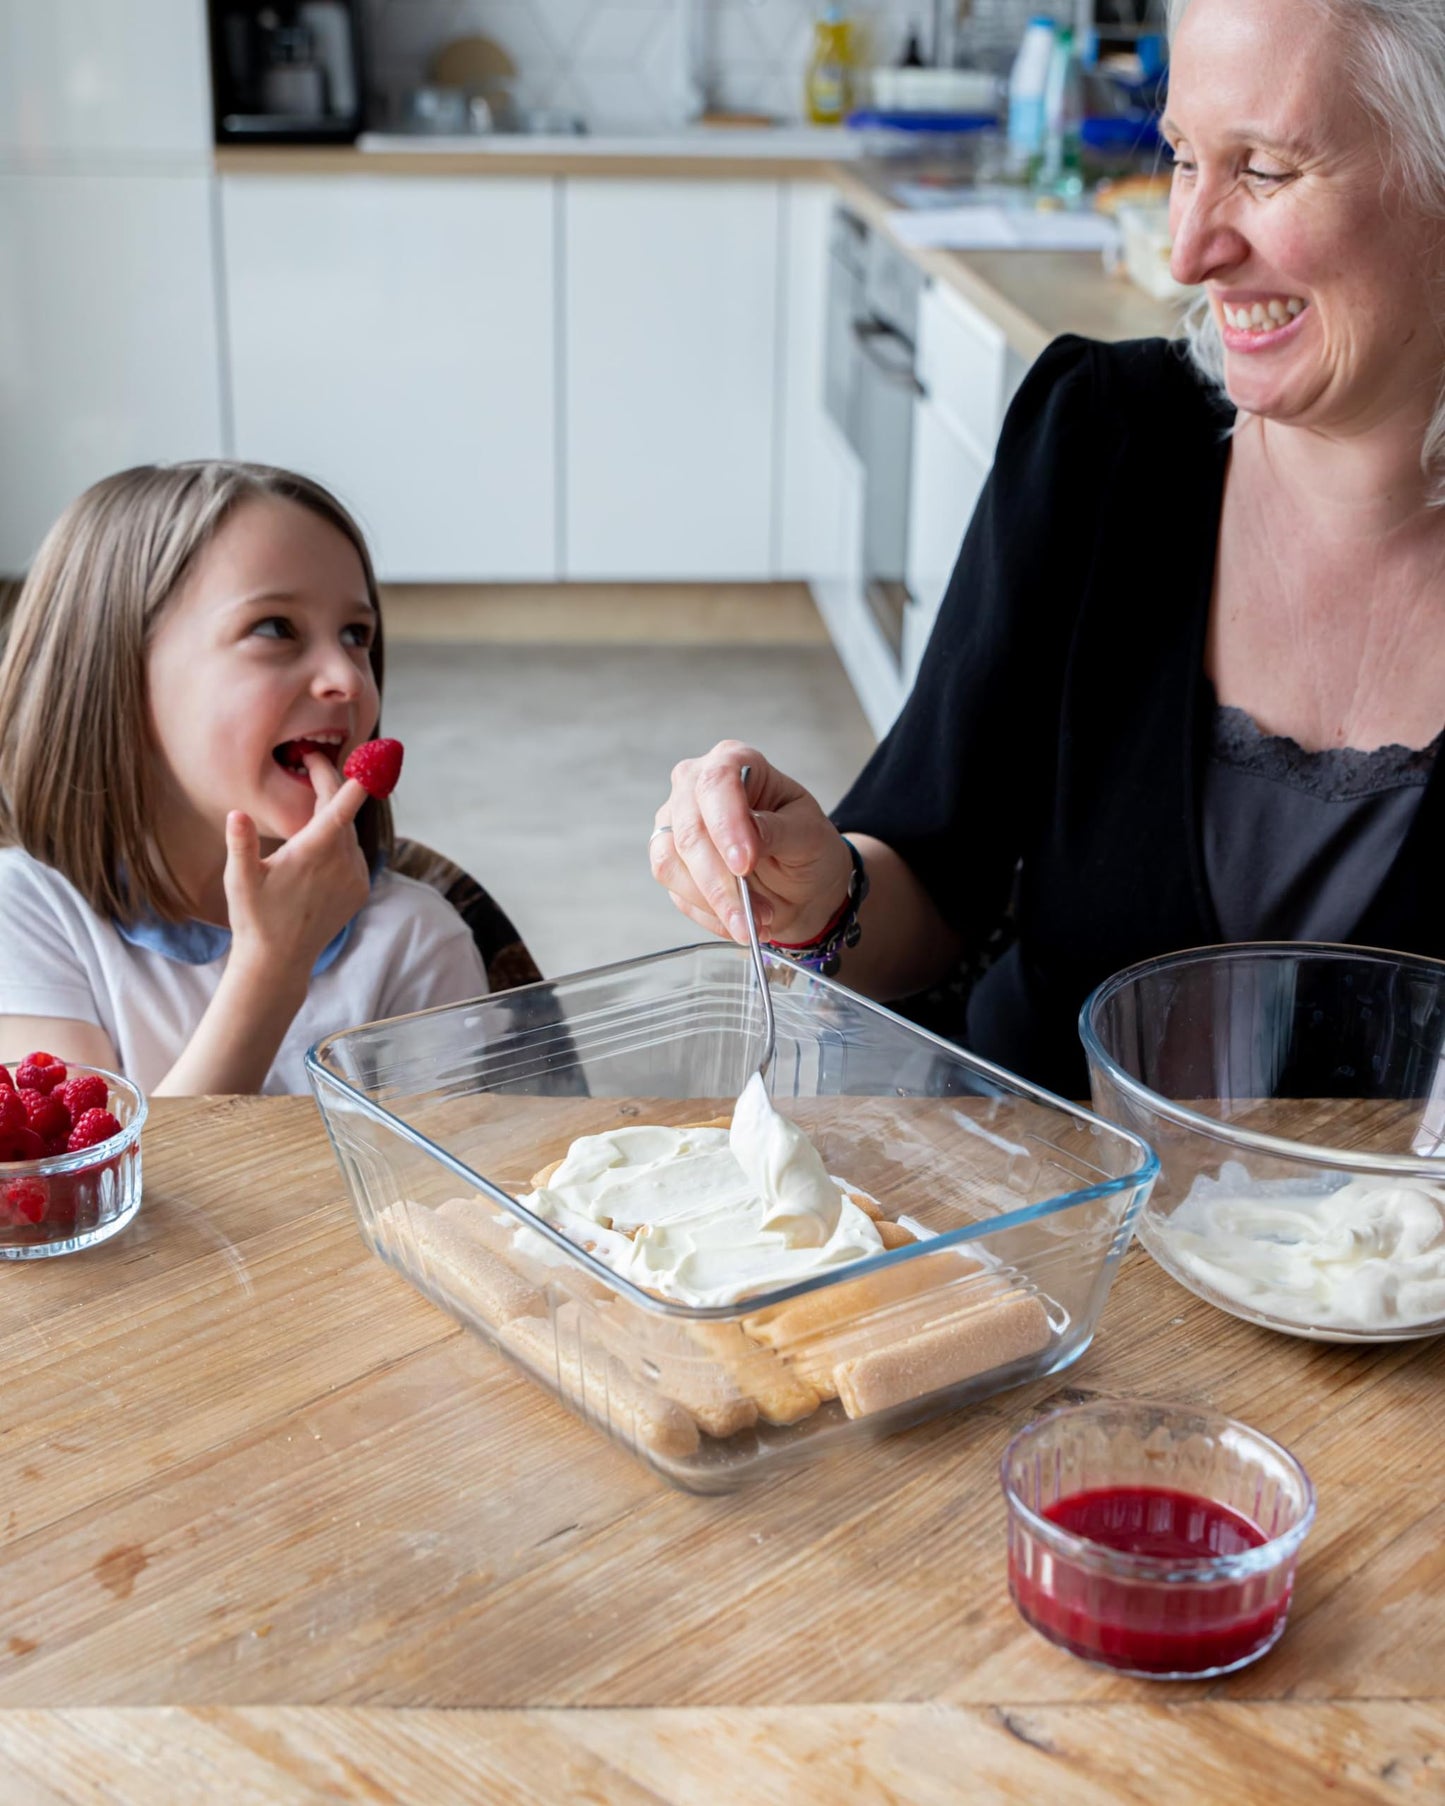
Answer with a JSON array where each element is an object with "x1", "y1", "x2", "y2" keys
[{"x1": 209, "y1": 1, "x2": 366, "y2": 142}]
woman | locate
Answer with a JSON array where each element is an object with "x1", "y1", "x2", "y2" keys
[{"x1": 649, "y1": 0, "x2": 1445, "y2": 1097}]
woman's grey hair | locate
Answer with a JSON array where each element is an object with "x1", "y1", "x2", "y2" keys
[{"x1": 1168, "y1": 0, "x2": 1445, "y2": 498}]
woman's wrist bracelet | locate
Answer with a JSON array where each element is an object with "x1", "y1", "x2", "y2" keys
[{"x1": 765, "y1": 837, "x2": 868, "y2": 976}]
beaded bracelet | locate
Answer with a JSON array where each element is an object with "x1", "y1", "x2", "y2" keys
[{"x1": 765, "y1": 837, "x2": 869, "y2": 977}]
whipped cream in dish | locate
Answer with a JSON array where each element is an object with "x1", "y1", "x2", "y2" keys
[
  {"x1": 516, "y1": 1076, "x2": 883, "y2": 1308},
  {"x1": 1155, "y1": 1160, "x2": 1445, "y2": 1332}
]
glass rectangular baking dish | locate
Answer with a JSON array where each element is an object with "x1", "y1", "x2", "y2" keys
[{"x1": 307, "y1": 943, "x2": 1158, "y2": 1493}]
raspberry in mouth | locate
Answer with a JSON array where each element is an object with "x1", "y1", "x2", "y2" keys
[{"x1": 273, "y1": 736, "x2": 345, "y2": 782}]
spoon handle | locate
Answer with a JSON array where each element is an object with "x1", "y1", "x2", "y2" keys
[{"x1": 737, "y1": 765, "x2": 775, "y2": 1079}]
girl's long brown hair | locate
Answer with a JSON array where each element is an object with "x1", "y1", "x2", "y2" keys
[{"x1": 0, "y1": 462, "x2": 393, "y2": 923}]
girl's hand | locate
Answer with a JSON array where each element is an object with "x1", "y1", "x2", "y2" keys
[
  {"x1": 650, "y1": 740, "x2": 853, "y2": 947},
  {"x1": 223, "y1": 751, "x2": 371, "y2": 984}
]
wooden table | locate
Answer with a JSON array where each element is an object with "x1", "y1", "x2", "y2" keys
[{"x1": 1, "y1": 1099, "x2": 1441, "y2": 1803}]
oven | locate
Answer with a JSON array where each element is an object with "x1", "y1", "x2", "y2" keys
[{"x1": 824, "y1": 205, "x2": 924, "y2": 671}]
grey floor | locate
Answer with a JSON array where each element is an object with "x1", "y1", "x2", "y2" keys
[{"x1": 383, "y1": 641, "x2": 876, "y2": 978}]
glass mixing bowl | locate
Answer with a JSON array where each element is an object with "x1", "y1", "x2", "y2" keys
[{"x1": 1081, "y1": 943, "x2": 1445, "y2": 1342}]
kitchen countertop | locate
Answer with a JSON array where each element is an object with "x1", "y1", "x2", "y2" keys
[
  {"x1": 1, "y1": 1095, "x2": 1441, "y2": 1800},
  {"x1": 214, "y1": 145, "x2": 1182, "y2": 359}
]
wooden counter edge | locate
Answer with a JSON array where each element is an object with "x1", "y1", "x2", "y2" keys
[
  {"x1": 213, "y1": 145, "x2": 842, "y2": 181},
  {"x1": 0, "y1": 1701, "x2": 1438, "y2": 1803}
]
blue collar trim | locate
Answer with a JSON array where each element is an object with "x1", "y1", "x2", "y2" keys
[
  {"x1": 115, "y1": 910, "x2": 355, "y2": 975},
  {"x1": 113, "y1": 852, "x2": 387, "y2": 976}
]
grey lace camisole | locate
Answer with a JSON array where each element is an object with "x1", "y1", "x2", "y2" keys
[{"x1": 1203, "y1": 703, "x2": 1442, "y2": 943}]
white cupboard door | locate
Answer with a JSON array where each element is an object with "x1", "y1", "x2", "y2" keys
[
  {"x1": 222, "y1": 175, "x2": 557, "y2": 582},
  {"x1": 902, "y1": 395, "x2": 990, "y2": 687},
  {"x1": 914, "y1": 280, "x2": 1008, "y2": 466},
  {"x1": 0, "y1": 0, "x2": 211, "y2": 164},
  {"x1": 0, "y1": 172, "x2": 223, "y2": 573},
  {"x1": 776, "y1": 180, "x2": 844, "y2": 578},
  {"x1": 564, "y1": 179, "x2": 779, "y2": 581}
]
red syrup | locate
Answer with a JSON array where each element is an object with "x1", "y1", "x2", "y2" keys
[{"x1": 1008, "y1": 1486, "x2": 1294, "y2": 1676}]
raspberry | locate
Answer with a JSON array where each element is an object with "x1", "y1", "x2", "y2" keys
[
  {"x1": 0, "y1": 1090, "x2": 25, "y2": 1137},
  {"x1": 15, "y1": 1053, "x2": 66, "y2": 1094},
  {"x1": 0, "y1": 1179, "x2": 46, "y2": 1226},
  {"x1": 21, "y1": 1089, "x2": 70, "y2": 1143},
  {"x1": 0, "y1": 1064, "x2": 12, "y2": 1090},
  {"x1": 60, "y1": 1073, "x2": 108, "y2": 1117},
  {"x1": 42, "y1": 1134, "x2": 70, "y2": 1158},
  {"x1": 343, "y1": 737, "x2": 404, "y2": 800},
  {"x1": 0, "y1": 1126, "x2": 44, "y2": 1163},
  {"x1": 67, "y1": 1108, "x2": 122, "y2": 1153}
]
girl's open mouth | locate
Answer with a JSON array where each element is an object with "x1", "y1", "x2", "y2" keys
[{"x1": 273, "y1": 735, "x2": 345, "y2": 784}]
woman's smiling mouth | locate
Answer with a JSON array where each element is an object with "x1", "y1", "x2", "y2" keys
[
  {"x1": 1218, "y1": 294, "x2": 1310, "y2": 351},
  {"x1": 1222, "y1": 297, "x2": 1305, "y2": 330}
]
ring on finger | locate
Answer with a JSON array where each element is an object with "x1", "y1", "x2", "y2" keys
[{"x1": 648, "y1": 824, "x2": 674, "y2": 847}]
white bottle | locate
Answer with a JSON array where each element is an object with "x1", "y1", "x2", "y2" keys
[
  {"x1": 1006, "y1": 15, "x2": 1056, "y2": 177},
  {"x1": 298, "y1": 1, "x2": 357, "y2": 118}
]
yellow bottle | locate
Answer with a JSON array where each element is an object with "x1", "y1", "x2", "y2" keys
[{"x1": 805, "y1": 4, "x2": 856, "y2": 127}]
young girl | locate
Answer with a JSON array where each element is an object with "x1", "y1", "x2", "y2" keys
[{"x1": 0, "y1": 462, "x2": 492, "y2": 1095}]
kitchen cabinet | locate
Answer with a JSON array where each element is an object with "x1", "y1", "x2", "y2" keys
[
  {"x1": 806, "y1": 427, "x2": 908, "y2": 735},
  {"x1": 0, "y1": 0, "x2": 211, "y2": 165},
  {"x1": 0, "y1": 172, "x2": 224, "y2": 572},
  {"x1": 902, "y1": 281, "x2": 1027, "y2": 686},
  {"x1": 221, "y1": 175, "x2": 557, "y2": 582},
  {"x1": 563, "y1": 179, "x2": 780, "y2": 581},
  {"x1": 776, "y1": 181, "x2": 844, "y2": 578}
]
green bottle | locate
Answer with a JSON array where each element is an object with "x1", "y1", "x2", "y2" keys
[{"x1": 1033, "y1": 25, "x2": 1084, "y2": 199}]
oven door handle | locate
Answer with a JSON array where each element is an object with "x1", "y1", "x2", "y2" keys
[{"x1": 851, "y1": 316, "x2": 925, "y2": 395}]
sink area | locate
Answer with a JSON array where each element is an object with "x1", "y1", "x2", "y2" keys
[{"x1": 356, "y1": 126, "x2": 867, "y2": 160}]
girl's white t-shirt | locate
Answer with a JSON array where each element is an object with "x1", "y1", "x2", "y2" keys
[{"x1": 0, "y1": 847, "x2": 490, "y2": 1094}]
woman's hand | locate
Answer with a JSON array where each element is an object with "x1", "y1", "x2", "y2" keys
[
  {"x1": 650, "y1": 740, "x2": 853, "y2": 946},
  {"x1": 223, "y1": 750, "x2": 371, "y2": 987}
]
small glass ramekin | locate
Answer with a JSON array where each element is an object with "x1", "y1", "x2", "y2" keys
[
  {"x1": 0, "y1": 1065, "x2": 146, "y2": 1259},
  {"x1": 1001, "y1": 1398, "x2": 1315, "y2": 1680}
]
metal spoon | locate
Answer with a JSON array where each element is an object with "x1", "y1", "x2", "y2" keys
[{"x1": 737, "y1": 764, "x2": 775, "y2": 1079}]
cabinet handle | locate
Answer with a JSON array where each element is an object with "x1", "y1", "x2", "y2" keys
[{"x1": 850, "y1": 317, "x2": 925, "y2": 395}]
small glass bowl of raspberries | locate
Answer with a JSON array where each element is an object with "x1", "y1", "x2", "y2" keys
[{"x1": 0, "y1": 1053, "x2": 147, "y2": 1259}]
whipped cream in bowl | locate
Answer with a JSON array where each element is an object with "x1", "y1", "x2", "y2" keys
[
  {"x1": 1149, "y1": 1162, "x2": 1445, "y2": 1337},
  {"x1": 518, "y1": 1080, "x2": 886, "y2": 1309}
]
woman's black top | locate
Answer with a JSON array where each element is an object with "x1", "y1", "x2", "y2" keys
[
  {"x1": 1202, "y1": 701, "x2": 1438, "y2": 944},
  {"x1": 833, "y1": 334, "x2": 1445, "y2": 1099}
]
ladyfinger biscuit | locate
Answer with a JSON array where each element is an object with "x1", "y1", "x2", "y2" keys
[
  {"x1": 431, "y1": 1195, "x2": 620, "y2": 1306},
  {"x1": 875, "y1": 1219, "x2": 916, "y2": 1250},
  {"x1": 685, "y1": 1321, "x2": 822, "y2": 1425},
  {"x1": 400, "y1": 1200, "x2": 545, "y2": 1327},
  {"x1": 833, "y1": 1291, "x2": 1052, "y2": 1420},
  {"x1": 779, "y1": 1266, "x2": 1019, "y2": 1398},
  {"x1": 581, "y1": 1305, "x2": 760, "y2": 1439},
  {"x1": 742, "y1": 1243, "x2": 987, "y2": 1349},
  {"x1": 503, "y1": 1307, "x2": 701, "y2": 1460}
]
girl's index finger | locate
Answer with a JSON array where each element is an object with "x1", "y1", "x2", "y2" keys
[
  {"x1": 301, "y1": 748, "x2": 341, "y2": 809},
  {"x1": 325, "y1": 774, "x2": 370, "y2": 827}
]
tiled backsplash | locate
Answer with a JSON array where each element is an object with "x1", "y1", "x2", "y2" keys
[{"x1": 363, "y1": 0, "x2": 936, "y2": 132}]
